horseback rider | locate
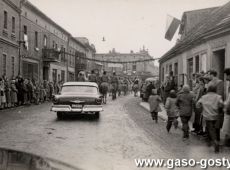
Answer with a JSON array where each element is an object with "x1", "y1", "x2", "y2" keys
[
  {"x1": 99, "y1": 71, "x2": 109, "y2": 104},
  {"x1": 110, "y1": 72, "x2": 119, "y2": 100}
]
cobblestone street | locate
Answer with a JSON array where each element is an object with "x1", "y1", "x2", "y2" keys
[{"x1": 0, "y1": 95, "x2": 229, "y2": 170}]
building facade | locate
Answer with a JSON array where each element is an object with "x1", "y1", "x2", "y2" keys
[
  {"x1": 20, "y1": 1, "x2": 71, "y2": 83},
  {"x1": 68, "y1": 37, "x2": 86, "y2": 81},
  {"x1": 75, "y1": 37, "x2": 96, "y2": 74},
  {"x1": 159, "y1": 2, "x2": 230, "y2": 98},
  {"x1": 0, "y1": 0, "x2": 97, "y2": 83},
  {"x1": 0, "y1": 0, "x2": 20, "y2": 79},
  {"x1": 95, "y1": 47, "x2": 158, "y2": 79}
]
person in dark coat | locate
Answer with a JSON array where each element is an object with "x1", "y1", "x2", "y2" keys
[
  {"x1": 146, "y1": 81, "x2": 155, "y2": 100},
  {"x1": 10, "y1": 79, "x2": 18, "y2": 107},
  {"x1": 16, "y1": 77, "x2": 24, "y2": 105},
  {"x1": 176, "y1": 85, "x2": 194, "y2": 141}
]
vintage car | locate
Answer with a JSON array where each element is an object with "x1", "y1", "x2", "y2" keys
[{"x1": 51, "y1": 82, "x2": 103, "y2": 119}]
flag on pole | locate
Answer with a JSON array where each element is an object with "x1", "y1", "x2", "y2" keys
[{"x1": 165, "y1": 15, "x2": 180, "y2": 41}]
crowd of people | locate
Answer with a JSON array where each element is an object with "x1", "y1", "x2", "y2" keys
[
  {"x1": 0, "y1": 75, "x2": 64, "y2": 110},
  {"x1": 147, "y1": 69, "x2": 230, "y2": 153},
  {"x1": 79, "y1": 70, "x2": 136, "y2": 103}
]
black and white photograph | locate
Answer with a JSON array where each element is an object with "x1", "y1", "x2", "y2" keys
[{"x1": 0, "y1": 0, "x2": 230, "y2": 169}]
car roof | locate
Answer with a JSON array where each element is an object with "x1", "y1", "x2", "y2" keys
[{"x1": 63, "y1": 82, "x2": 99, "y2": 87}]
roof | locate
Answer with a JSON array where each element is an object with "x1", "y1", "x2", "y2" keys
[
  {"x1": 159, "y1": 1, "x2": 230, "y2": 63},
  {"x1": 179, "y1": 7, "x2": 218, "y2": 36},
  {"x1": 63, "y1": 82, "x2": 99, "y2": 87}
]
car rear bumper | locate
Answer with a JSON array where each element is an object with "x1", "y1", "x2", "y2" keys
[{"x1": 51, "y1": 105, "x2": 103, "y2": 112}]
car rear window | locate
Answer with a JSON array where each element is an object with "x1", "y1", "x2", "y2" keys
[{"x1": 61, "y1": 85, "x2": 98, "y2": 94}]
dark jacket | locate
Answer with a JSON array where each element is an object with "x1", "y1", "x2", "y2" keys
[{"x1": 176, "y1": 91, "x2": 194, "y2": 117}]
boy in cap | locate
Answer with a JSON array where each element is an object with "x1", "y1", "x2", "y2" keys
[
  {"x1": 165, "y1": 90, "x2": 179, "y2": 132},
  {"x1": 176, "y1": 85, "x2": 194, "y2": 141},
  {"x1": 148, "y1": 89, "x2": 162, "y2": 123}
]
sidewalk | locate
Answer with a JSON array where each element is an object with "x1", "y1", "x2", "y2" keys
[{"x1": 140, "y1": 102, "x2": 192, "y2": 129}]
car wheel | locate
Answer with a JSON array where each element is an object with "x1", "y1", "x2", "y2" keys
[
  {"x1": 57, "y1": 112, "x2": 63, "y2": 120},
  {"x1": 95, "y1": 112, "x2": 100, "y2": 119}
]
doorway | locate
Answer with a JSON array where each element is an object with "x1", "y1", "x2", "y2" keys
[{"x1": 212, "y1": 49, "x2": 225, "y2": 81}]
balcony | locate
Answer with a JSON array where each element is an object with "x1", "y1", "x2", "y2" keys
[{"x1": 42, "y1": 48, "x2": 61, "y2": 62}]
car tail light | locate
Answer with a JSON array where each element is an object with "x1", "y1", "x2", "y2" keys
[{"x1": 95, "y1": 98, "x2": 102, "y2": 104}]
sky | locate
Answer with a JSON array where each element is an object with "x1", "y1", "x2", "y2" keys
[{"x1": 29, "y1": 0, "x2": 229, "y2": 60}]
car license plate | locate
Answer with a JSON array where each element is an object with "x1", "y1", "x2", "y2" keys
[{"x1": 72, "y1": 104, "x2": 82, "y2": 108}]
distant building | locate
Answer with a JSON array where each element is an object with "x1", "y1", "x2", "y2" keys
[
  {"x1": 159, "y1": 1, "x2": 230, "y2": 98},
  {"x1": 95, "y1": 47, "x2": 158, "y2": 79},
  {"x1": 0, "y1": 0, "x2": 20, "y2": 78}
]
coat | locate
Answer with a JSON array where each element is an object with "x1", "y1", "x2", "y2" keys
[
  {"x1": 148, "y1": 95, "x2": 162, "y2": 113},
  {"x1": 10, "y1": 83, "x2": 18, "y2": 103},
  {"x1": 165, "y1": 97, "x2": 179, "y2": 117},
  {"x1": 196, "y1": 92, "x2": 223, "y2": 121},
  {"x1": 176, "y1": 91, "x2": 194, "y2": 117}
]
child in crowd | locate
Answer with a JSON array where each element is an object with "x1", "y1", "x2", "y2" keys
[
  {"x1": 165, "y1": 90, "x2": 179, "y2": 132},
  {"x1": 176, "y1": 85, "x2": 194, "y2": 141},
  {"x1": 196, "y1": 85, "x2": 224, "y2": 153},
  {"x1": 148, "y1": 89, "x2": 162, "y2": 123}
]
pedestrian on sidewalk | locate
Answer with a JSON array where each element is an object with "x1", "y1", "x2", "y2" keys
[
  {"x1": 196, "y1": 84, "x2": 224, "y2": 153},
  {"x1": 192, "y1": 77, "x2": 206, "y2": 135},
  {"x1": 176, "y1": 85, "x2": 194, "y2": 141},
  {"x1": 10, "y1": 79, "x2": 18, "y2": 107},
  {"x1": 165, "y1": 90, "x2": 179, "y2": 132},
  {"x1": 148, "y1": 89, "x2": 162, "y2": 123}
]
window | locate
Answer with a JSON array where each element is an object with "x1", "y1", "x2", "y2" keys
[
  {"x1": 174, "y1": 62, "x2": 178, "y2": 86},
  {"x1": 43, "y1": 35, "x2": 47, "y2": 47},
  {"x1": 35, "y1": 31, "x2": 38, "y2": 48},
  {"x1": 69, "y1": 50, "x2": 72, "y2": 66},
  {"x1": 3, "y1": 54, "x2": 6, "y2": 75},
  {"x1": 23, "y1": 25, "x2": 27, "y2": 35},
  {"x1": 162, "y1": 67, "x2": 164, "y2": 82},
  {"x1": 61, "y1": 47, "x2": 65, "y2": 62},
  {"x1": 12, "y1": 17, "x2": 15, "y2": 33},
  {"x1": 52, "y1": 69, "x2": 57, "y2": 83},
  {"x1": 61, "y1": 70, "x2": 65, "y2": 82},
  {"x1": 4, "y1": 11, "x2": 7, "y2": 29},
  {"x1": 169, "y1": 64, "x2": 172, "y2": 72},
  {"x1": 187, "y1": 58, "x2": 193, "y2": 80},
  {"x1": 195, "y1": 55, "x2": 199, "y2": 73},
  {"x1": 52, "y1": 41, "x2": 55, "y2": 49},
  {"x1": 132, "y1": 63, "x2": 136, "y2": 71},
  {"x1": 55, "y1": 43, "x2": 58, "y2": 50},
  {"x1": 12, "y1": 56, "x2": 15, "y2": 77}
]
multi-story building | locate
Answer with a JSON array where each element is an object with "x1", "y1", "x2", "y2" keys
[
  {"x1": 159, "y1": 1, "x2": 230, "y2": 98},
  {"x1": 75, "y1": 37, "x2": 96, "y2": 74},
  {"x1": 95, "y1": 47, "x2": 158, "y2": 79},
  {"x1": 20, "y1": 1, "x2": 71, "y2": 83},
  {"x1": 0, "y1": 0, "x2": 20, "y2": 78},
  {"x1": 68, "y1": 37, "x2": 86, "y2": 81}
]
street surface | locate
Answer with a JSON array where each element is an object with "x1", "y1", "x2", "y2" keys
[{"x1": 0, "y1": 95, "x2": 229, "y2": 170}]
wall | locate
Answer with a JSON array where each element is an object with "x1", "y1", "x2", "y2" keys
[{"x1": 0, "y1": 0, "x2": 19, "y2": 78}]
